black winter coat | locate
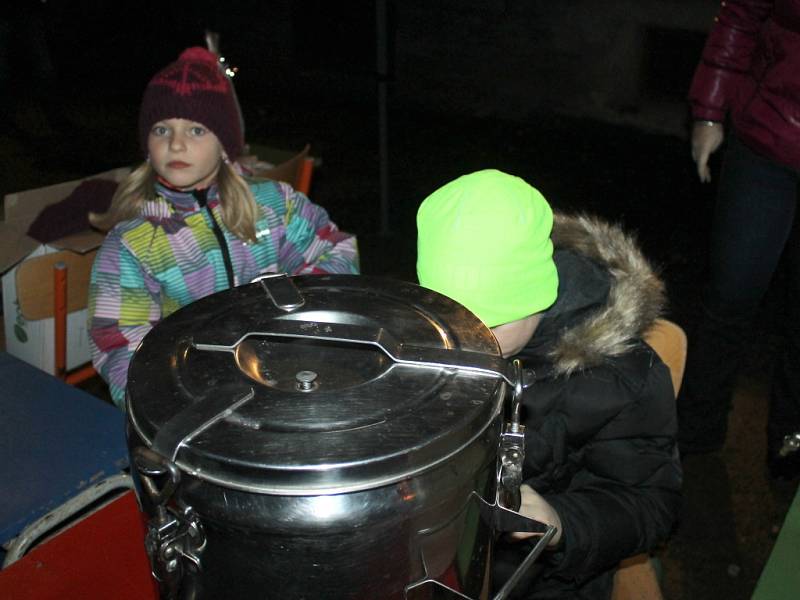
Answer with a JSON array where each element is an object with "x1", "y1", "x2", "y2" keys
[{"x1": 493, "y1": 214, "x2": 682, "y2": 599}]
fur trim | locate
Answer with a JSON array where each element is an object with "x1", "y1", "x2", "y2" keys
[{"x1": 548, "y1": 213, "x2": 665, "y2": 375}]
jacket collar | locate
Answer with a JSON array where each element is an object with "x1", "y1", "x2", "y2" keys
[
  {"x1": 518, "y1": 213, "x2": 665, "y2": 376},
  {"x1": 150, "y1": 181, "x2": 220, "y2": 215}
]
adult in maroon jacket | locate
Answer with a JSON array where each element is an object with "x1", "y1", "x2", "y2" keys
[{"x1": 684, "y1": 0, "x2": 800, "y2": 478}]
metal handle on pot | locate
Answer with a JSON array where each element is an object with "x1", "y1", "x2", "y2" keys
[
  {"x1": 405, "y1": 524, "x2": 557, "y2": 600},
  {"x1": 201, "y1": 274, "x2": 521, "y2": 386},
  {"x1": 406, "y1": 360, "x2": 558, "y2": 600},
  {"x1": 134, "y1": 446, "x2": 181, "y2": 506},
  {"x1": 493, "y1": 526, "x2": 558, "y2": 600},
  {"x1": 194, "y1": 318, "x2": 518, "y2": 386}
]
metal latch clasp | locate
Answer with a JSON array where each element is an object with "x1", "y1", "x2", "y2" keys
[
  {"x1": 133, "y1": 447, "x2": 206, "y2": 596},
  {"x1": 144, "y1": 505, "x2": 206, "y2": 581},
  {"x1": 498, "y1": 359, "x2": 526, "y2": 511}
]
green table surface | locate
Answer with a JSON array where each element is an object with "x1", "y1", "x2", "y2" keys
[{"x1": 752, "y1": 485, "x2": 800, "y2": 599}]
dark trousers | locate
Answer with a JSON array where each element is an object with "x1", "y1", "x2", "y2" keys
[{"x1": 678, "y1": 134, "x2": 800, "y2": 451}]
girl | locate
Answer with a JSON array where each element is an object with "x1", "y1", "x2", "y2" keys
[{"x1": 88, "y1": 47, "x2": 359, "y2": 409}]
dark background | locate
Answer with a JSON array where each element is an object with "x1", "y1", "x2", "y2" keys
[{"x1": 1, "y1": 2, "x2": 798, "y2": 599}]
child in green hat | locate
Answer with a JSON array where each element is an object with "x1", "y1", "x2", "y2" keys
[{"x1": 417, "y1": 169, "x2": 681, "y2": 598}]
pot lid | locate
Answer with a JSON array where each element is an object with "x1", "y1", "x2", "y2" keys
[{"x1": 127, "y1": 274, "x2": 512, "y2": 495}]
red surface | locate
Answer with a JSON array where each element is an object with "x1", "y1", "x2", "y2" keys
[{"x1": 0, "y1": 491, "x2": 158, "y2": 600}]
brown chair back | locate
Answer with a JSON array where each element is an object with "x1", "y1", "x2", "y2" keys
[
  {"x1": 249, "y1": 144, "x2": 315, "y2": 195},
  {"x1": 643, "y1": 318, "x2": 688, "y2": 397},
  {"x1": 611, "y1": 318, "x2": 687, "y2": 600}
]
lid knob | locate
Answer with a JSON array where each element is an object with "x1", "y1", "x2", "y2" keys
[{"x1": 295, "y1": 370, "x2": 318, "y2": 392}]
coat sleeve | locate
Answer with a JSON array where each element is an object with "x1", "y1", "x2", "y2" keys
[
  {"x1": 533, "y1": 357, "x2": 682, "y2": 580},
  {"x1": 688, "y1": 0, "x2": 774, "y2": 122},
  {"x1": 87, "y1": 229, "x2": 161, "y2": 409},
  {"x1": 268, "y1": 182, "x2": 360, "y2": 275}
]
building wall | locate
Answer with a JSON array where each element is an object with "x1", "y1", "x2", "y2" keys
[
  {"x1": 390, "y1": 0, "x2": 720, "y2": 136},
  {"x1": 235, "y1": 1, "x2": 721, "y2": 138}
]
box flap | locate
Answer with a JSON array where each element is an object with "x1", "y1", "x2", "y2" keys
[
  {"x1": 1, "y1": 167, "x2": 130, "y2": 273},
  {"x1": 0, "y1": 222, "x2": 41, "y2": 275},
  {"x1": 49, "y1": 230, "x2": 107, "y2": 254},
  {"x1": 3, "y1": 167, "x2": 129, "y2": 224}
]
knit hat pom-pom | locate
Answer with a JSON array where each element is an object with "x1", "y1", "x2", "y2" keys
[{"x1": 177, "y1": 47, "x2": 219, "y2": 67}]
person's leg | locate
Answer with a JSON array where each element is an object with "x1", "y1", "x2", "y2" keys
[
  {"x1": 678, "y1": 135, "x2": 798, "y2": 453},
  {"x1": 768, "y1": 209, "x2": 800, "y2": 478}
]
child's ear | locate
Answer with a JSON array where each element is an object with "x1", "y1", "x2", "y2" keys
[{"x1": 221, "y1": 152, "x2": 230, "y2": 164}]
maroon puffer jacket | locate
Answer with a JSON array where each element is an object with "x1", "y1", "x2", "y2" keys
[{"x1": 689, "y1": 0, "x2": 800, "y2": 170}]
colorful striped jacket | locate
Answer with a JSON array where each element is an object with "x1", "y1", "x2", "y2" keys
[{"x1": 88, "y1": 179, "x2": 359, "y2": 408}]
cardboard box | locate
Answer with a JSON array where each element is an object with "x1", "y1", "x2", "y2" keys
[{"x1": 0, "y1": 168, "x2": 130, "y2": 375}]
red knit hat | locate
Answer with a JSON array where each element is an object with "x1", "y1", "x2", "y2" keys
[{"x1": 138, "y1": 47, "x2": 244, "y2": 160}]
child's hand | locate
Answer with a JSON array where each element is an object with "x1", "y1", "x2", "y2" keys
[{"x1": 509, "y1": 484, "x2": 562, "y2": 547}]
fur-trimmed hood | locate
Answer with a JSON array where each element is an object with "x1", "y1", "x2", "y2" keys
[{"x1": 534, "y1": 212, "x2": 666, "y2": 375}]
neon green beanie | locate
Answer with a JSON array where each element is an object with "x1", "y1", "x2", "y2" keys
[{"x1": 416, "y1": 169, "x2": 558, "y2": 328}]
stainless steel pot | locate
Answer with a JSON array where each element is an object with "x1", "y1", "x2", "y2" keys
[{"x1": 127, "y1": 274, "x2": 555, "y2": 599}]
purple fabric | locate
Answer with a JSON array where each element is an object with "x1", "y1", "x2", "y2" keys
[{"x1": 26, "y1": 179, "x2": 119, "y2": 243}]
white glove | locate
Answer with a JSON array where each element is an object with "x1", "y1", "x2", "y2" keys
[{"x1": 691, "y1": 121, "x2": 724, "y2": 183}]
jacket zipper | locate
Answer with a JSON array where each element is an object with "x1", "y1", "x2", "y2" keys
[{"x1": 194, "y1": 189, "x2": 235, "y2": 289}]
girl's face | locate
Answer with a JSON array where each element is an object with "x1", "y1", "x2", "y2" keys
[{"x1": 147, "y1": 118, "x2": 224, "y2": 190}]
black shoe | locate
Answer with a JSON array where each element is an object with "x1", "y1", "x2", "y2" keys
[{"x1": 767, "y1": 433, "x2": 800, "y2": 481}]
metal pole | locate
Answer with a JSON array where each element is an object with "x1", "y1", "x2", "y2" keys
[{"x1": 376, "y1": 0, "x2": 390, "y2": 235}]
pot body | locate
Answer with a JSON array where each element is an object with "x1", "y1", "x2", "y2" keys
[{"x1": 130, "y1": 419, "x2": 500, "y2": 599}]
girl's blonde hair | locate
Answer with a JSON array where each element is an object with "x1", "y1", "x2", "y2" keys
[{"x1": 89, "y1": 160, "x2": 260, "y2": 243}]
